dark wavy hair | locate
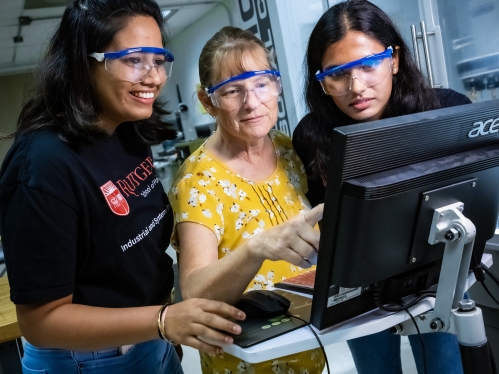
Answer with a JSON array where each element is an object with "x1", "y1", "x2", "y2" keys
[
  {"x1": 12, "y1": 0, "x2": 176, "y2": 145},
  {"x1": 302, "y1": 0, "x2": 440, "y2": 181}
]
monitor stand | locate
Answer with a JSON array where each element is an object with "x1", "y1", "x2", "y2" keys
[{"x1": 393, "y1": 201, "x2": 496, "y2": 373}]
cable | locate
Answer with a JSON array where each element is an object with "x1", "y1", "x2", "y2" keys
[
  {"x1": 481, "y1": 262, "x2": 499, "y2": 288},
  {"x1": 287, "y1": 314, "x2": 330, "y2": 374},
  {"x1": 481, "y1": 280, "x2": 499, "y2": 307},
  {"x1": 473, "y1": 264, "x2": 499, "y2": 308},
  {"x1": 372, "y1": 282, "x2": 436, "y2": 312},
  {"x1": 373, "y1": 284, "x2": 430, "y2": 374},
  {"x1": 472, "y1": 260, "x2": 498, "y2": 373},
  {"x1": 404, "y1": 307, "x2": 428, "y2": 374}
]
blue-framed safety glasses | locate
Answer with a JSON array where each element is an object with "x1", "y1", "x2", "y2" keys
[
  {"x1": 89, "y1": 47, "x2": 174, "y2": 84},
  {"x1": 315, "y1": 47, "x2": 394, "y2": 96},
  {"x1": 206, "y1": 70, "x2": 282, "y2": 109}
]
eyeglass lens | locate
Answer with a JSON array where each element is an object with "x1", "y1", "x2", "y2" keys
[
  {"x1": 104, "y1": 52, "x2": 171, "y2": 84},
  {"x1": 212, "y1": 75, "x2": 281, "y2": 109},
  {"x1": 321, "y1": 57, "x2": 392, "y2": 96}
]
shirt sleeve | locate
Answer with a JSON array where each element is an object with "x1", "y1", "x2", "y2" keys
[
  {"x1": 169, "y1": 176, "x2": 224, "y2": 249},
  {"x1": 0, "y1": 184, "x2": 77, "y2": 304}
]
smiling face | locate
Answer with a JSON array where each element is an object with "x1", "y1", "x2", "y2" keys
[
  {"x1": 91, "y1": 16, "x2": 165, "y2": 133},
  {"x1": 321, "y1": 31, "x2": 399, "y2": 122},
  {"x1": 209, "y1": 49, "x2": 279, "y2": 143}
]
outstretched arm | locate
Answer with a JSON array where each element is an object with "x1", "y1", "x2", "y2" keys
[
  {"x1": 17, "y1": 294, "x2": 244, "y2": 353},
  {"x1": 178, "y1": 204, "x2": 324, "y2": 305}
]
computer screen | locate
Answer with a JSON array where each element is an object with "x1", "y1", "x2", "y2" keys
[{"x1": 310, "y1": 99, "x2": 499, "y2": 330}]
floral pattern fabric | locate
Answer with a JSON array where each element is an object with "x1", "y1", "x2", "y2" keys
[{"x1": 169, "y1": 130, "x2": 325, "y2": 373}]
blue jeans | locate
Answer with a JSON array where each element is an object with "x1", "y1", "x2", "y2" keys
[
  {"x1": 347, "y1": 329, "x2": 464, "y2": 374},
  {"x1": 21, "y1": 339, "x2": 183, "y2": 374}
]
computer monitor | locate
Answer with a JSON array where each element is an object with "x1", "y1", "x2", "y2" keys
[{"x1": 311, "y1": 99, "x2": 499, "y2": 330}]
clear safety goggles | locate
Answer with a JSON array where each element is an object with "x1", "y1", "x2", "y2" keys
[
  {"x1": 315, "y1": 47, "x2": 393, "y2": 96},
  {"x1": 89, "y1": 47, "x2": 174, "y2": 84},
  {"x1": 206, "y1": 70, "x2": 282, "y2": 109}
]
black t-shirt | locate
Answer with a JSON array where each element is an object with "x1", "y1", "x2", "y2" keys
[
  {"x1": 0, "y1": 127, "x2": 174, "y2": 307},
  {"x1": 292, "y1": 88, "x2": 472, "y2": 207}
]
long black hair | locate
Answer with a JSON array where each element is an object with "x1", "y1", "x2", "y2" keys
[
  {"x1": 13, "y1": 0, "x2": 176, "y2": 145},
  {"x1": 301, "y1": 0, "x2": 440, "y2": 182}
]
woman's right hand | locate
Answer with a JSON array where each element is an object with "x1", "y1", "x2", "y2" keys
[
  {"x1": 162, "y1": 298, "x2": 245, "y2": 353},
  {"x1": 248, "y1": 204, "x2": 324, "y2": 268}
]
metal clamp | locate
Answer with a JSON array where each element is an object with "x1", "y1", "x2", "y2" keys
[{"x1": 395, "y1": 202, "x2": 476, "y2": 336}]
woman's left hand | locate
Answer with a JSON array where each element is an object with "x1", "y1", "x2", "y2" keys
[{"x1": 162, "y1": 298, "x2": 245, "y2": 353}]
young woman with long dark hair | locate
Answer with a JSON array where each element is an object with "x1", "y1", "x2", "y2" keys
[
  {"x1": 0, "y1": 1, "x2": 244, "y2": 373},
  {"x1": 293, "y1": 1, "x2": 470, "y2": 373}
]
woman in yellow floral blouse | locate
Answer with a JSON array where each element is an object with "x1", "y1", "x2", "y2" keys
[{"x1": 168, "y1": 26, "x2": 325, "y2": 373}]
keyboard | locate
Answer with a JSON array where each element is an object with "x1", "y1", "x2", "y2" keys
[{"x1": 274, "y1": 270, "x2": 316, "y2": 294}]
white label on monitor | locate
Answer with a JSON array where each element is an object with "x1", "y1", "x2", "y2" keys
[{"x1": 327, "y1": 287, "x2": 362, "y2": 307}]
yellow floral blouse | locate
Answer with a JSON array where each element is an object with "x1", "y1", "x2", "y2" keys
[{"x1": 169, "y1": 130, "x2": 325, "y2": 374}]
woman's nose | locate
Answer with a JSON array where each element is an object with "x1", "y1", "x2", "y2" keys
[
  {"x1": 349, "y1": 76, "x2": 367, "y2": 94},
  {"x1": 143, "y1": 65, "x2": 163, "y2": 85},
  {"x1": 243, "y1": 88, "x2": 261, "y2": 109}
]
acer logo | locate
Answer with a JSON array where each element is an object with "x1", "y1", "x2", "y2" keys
[{"x1": 468, "y1": 117, "x2": 499, "y2": 138}]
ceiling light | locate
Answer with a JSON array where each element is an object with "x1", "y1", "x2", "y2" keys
[
  {"x1": 162, "y1": 9, "x2": 178, "y2": 22},
  {"x1": 162, "y1": 8, "x2": 177, "y2": 22}
]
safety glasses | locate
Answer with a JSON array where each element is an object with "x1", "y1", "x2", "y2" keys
[
  {"x1": 206, "y1": 70, "x2": 282, "y2": 109},
  {"x1": 315, "y1": 47, "x2": 393, "y2": 96},
  {"x1": 89, "y1": 47, "x2": 174, "y2": 84}
]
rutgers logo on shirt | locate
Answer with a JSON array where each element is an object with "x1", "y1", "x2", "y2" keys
[{"x1": 100, "y1": 181, "x2": 130, "y2": 216}]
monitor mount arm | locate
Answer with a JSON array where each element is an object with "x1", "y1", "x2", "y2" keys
[{"x1": 393, "y1": 202, "x2": 495, "y2": 373}]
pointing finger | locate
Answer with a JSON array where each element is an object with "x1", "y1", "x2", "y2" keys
[{"x1": 303, "y1": 204, "x2": 324, "y2": 227}]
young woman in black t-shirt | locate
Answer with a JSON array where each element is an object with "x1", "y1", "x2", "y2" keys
[
  {"x1": 0, "y1": 1, "x2": 244, "y2": 373},
  {"x1": 292, "y1": 1, "x2": 470, "y2": 373}
]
